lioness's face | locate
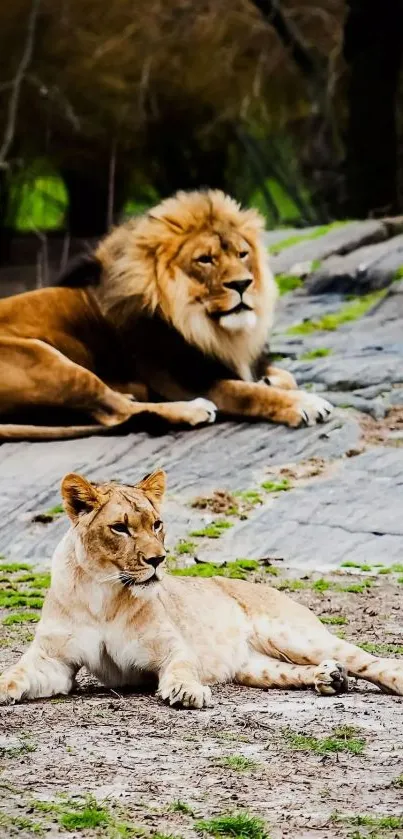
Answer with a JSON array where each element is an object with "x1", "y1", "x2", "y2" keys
[
  {"x1": 173, "y1": 228, "x2": 261, "y2": 333},
  {"x1": 61, "y1": 471, "x2": 167, "y2": 589}
]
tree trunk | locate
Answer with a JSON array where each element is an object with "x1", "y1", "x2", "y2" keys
[{"x1": 344, "y1": 0, "x2": 403, "y2": 218}]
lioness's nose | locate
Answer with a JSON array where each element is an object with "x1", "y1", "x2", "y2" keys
[
  {"x1": 224, "y1": 279, "x2": 252, "y2": 295},
  {"x1": 145, "y1": 555, "x2": 166, "y2": 569}
]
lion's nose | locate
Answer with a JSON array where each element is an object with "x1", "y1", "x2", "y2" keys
[
  {"x1": 224, "y1": 279, "x2": 252, "y2": 295},
  {"x1": 145, "y1": 555, "x2": 166, "y2": 569}
]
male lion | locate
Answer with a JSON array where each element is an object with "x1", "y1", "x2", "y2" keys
[
  {"x1": 1, "y1": 470, "x2": 402, "y2": 707},
  {"x1": 0, "y1": 190, "x2": 332, "y2": 440}
]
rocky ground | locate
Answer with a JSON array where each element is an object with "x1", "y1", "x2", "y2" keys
[{"x1": 1, "y1": 219, "x2": 403, "y2": 837}]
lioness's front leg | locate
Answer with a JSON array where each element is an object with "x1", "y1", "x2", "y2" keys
[
  {"x1": 0, "y1": 638, "x2": 77, "y2": 705},
  {"x1": 207, "y1": 380, "x2": 332, "y2": 427},
  {"x1": 158, "y1": 658, "x2": 212, "y2": 709}
]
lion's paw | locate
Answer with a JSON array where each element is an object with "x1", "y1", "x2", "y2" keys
[
  {"x1": 314, "y1": 659, "x2": 349, "y2": 696},
  {"x1": 261, "y1": 370, "x2": 297, "y2": 391},
  {"x1": 185, "y1": 398, "x2": 217, "y2": 426},
  {"x1": 295, "y1": 392, "x2": 333, "y2": 427},
  {"x1": 158, "y1": 680, "x2": 212, "y2": 709}
]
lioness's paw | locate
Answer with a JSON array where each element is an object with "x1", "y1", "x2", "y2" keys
[
  {"x1": 295, "y1": 392, "x2": 333, "y2": 427},
  {"x1": 0, "y1": 676, "x2": 21, "y2": 705},
  {"x1": 185, "y1": 398, "x2": 217, "y2": 426},
  {"x1": 314, "y1": 659, "x2": 349, "y2": 696},
  {"x1": 158, "y1": 680, "x2": 212, "y2": 709}
]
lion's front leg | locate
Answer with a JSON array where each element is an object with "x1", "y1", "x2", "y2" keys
[
  {"x1": 207, "y1": 380, "x2": 333, "y2": 428},
  {"x1": 158, "y1": 658, "x2": 212, "y2": 709},
  {"x1": 260, "y1": 365, "x2": 297, "y2": 391}
]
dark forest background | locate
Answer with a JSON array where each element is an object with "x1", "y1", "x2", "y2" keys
[{"x1": 0, "y1": 0, "x2": 402, "y2": 259}]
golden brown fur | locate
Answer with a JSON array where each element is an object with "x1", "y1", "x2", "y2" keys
[
  {"x1": 0, "y1": 189, "x2": 332, "y2": 440},
  {"x1": 1, "y1": 472, "x2": 402, "y2": 708}
]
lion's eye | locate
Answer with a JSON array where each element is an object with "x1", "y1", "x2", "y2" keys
[
  {"x1": 110, "y1": 523, "x2": 130, "y2": 536},
  {"x1": 196, "y1": 254, "x2": 213, "y2": 264},
  {"x1": 239, "y1": 251, "x2": 249, "y2": 259},
  {"x1": 153, "y1": 520, "x2": 163, "y2": 533}
]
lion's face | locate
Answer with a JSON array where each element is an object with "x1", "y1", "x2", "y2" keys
[
  {"x1": 95, "y1": 190, "x2": 277, "y2": 373},
  {"x1": 61, "y1": 471, "x2": 167, "y2": 590},
  {"x1": 172, "y1": 226, "x2": 259, "y2": 333}
]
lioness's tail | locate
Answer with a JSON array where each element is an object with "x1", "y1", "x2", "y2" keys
[{"x1": 0, "y1": 423, "x2": 109, "y2": 441}]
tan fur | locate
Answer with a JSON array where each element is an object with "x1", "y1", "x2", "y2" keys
[
  {"x1": 0, "y1": 189, "x2": 333, "y2": 440},
  {"x1": 1, "y1": 473, "x2": 402, "y2": 708}
]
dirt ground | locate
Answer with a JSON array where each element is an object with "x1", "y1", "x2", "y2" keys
[{"x1": 1, "y1": 565, "x2": 403, "y2": 839}]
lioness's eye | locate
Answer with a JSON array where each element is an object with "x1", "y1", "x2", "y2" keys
[
  {"x1": 239, "y1": 250, "x2": 249, "y2": 259},
  {"x1": 153, "y1": 519, "x2": 163, "y2": 533},
  {"x1": 110, "y1": 523, "x2": 130, "y2": 536},
  {"x1": 196, "y1": 254, "x2": 213, "y2": 264}
]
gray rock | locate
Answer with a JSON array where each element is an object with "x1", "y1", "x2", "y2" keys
[
  {"x1": 271, "y1": 220, "x2": 387, "y2": 275},
  {"x1": 389, "y1": 389, "x2": 403, "y2": 406},
  {"x1": 306, "y1": 234, "x2": 403, "y2": 294},
  {"x1": 0, "y1": 413, "x2": 361, "y2": 564},
  {"x1": 320, "y1": 392, "x2": 386, "y2": 420}
]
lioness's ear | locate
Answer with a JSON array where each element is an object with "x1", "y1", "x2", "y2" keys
[
  {"x1": 61, "y1": 473, "x2": 103, "y2": 522},
  {"x1": 137, "y1": 470, "x2": 166, "y2": 509}
]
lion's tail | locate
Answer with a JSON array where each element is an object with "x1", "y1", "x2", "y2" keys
[{"x1": 0, "y1": 423, "x2": 109, "y2": 441}]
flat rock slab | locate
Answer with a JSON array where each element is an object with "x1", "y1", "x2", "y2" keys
[
  {"x1": 306, "y1": 234, "x2": 403, "y2": 294},
  {"x1": 2, "y1": 244, "x2": 403, "y2": 573},
  {"x1": 0, "y1": 413, "x2": 360, "y2": 565},
  {"x1": 270, "y1": 220, "x2": 388, "y2": 275}
]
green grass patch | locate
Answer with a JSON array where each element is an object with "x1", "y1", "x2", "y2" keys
[
  {"x1": 190, "y1": 520, "x2": 233, "y2": 539},
  {"x1": 341, "y1": 561, "x2": 377, "y2": 572},
  {"x1": 0, "y1": 562, "x2": 32, "y2": 573},
  {"x1": 175, "y1": 540, "x2": 197, "y2": 556},
  {"x1": 392, "y1": 774, "x2": 403, "y2": 788},
  {"x1": 170, "y1": 801, "x2": 195, "y2": 816},
  {"x1": 264, "y1": 565, "x2": 279, "y2": 576},
  {"x1": 276, "y1": 274, "x2": 303, "y2": 295},
  {"x1": 45, "y1": 504, "x2": 64, "y2": 517},
  {"x1": 334, "y1": 813, "x2": 403, "y2": 830},
  {"x1": 196, "y1": 811, "x2": 269, "y2": 839},
  {"x1": 0, "y1": 737, "x2": 36, "y2": 758},
  {"x1": 0, "y1": 813, "x2": 43, "y2": 834},
  {"x1": 393, "y1": 265, "x2": 403, "y2": 282},
  {"x1": 320, "y1": 615, "x2": 348, "y2": 626},
  {"x1": 31, "y1": 795, "x2": 141, "y2": 837},
  {"x1": 285, "y1": 726, "x2": 365, "y2": 755},
  {"x1": 170, "y1": 559, "x2": 259, "y2": 580},
  {"x1": 340, "y1": 582, "x2": 371, "y2": 593},
  {"x1": 268, "y1": 221, "x2": 346, "y2": 255},
  {"x1": 234, "y1": 490, "x2": 263, "y2": 506},
  {"x1": 216, "y1": 755, "x2": 259, "y2": 771},
  {"x1": 275, "y1": 579, "x2": 308, "y2": 591},
  {"x1": 15, "y1": 572, "x2": 50, "y2": 589},
  {"x1": 275, "y1": 577, "x2": 371, "y2": 594},
  {"x1": 261, "y1": 479, "x2": 291, "y2": 493},
  {"x1": 2, "y1": 611, "x2": 40, "y2": 625},
  {"x1": 358, "y1": 642, "x2": 403, "y2": 655},
  {"x1": 287, "y1": 290, "x2": 386, "y2": 335},
  {"x1": 300, "y1": 348, "x2": 332, "y2": 360},
  {"x1": 0, "y1": 591, "x2": 44, "y2": 609}
]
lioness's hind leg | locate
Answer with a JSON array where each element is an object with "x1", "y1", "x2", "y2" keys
[
  {"x1": 254, "y1": 605, "x2": 403, "y2": 696},
  {"x1": 235, "y1": 652, "x2": 348, "y2": 695}
]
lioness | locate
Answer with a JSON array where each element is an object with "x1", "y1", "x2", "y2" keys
[
  {"x1": 1, "y1": 470, "x2": 402, "y2": 707},
  {"x1": 0, "y1": 189, "x2": 332, "y2": 440}
]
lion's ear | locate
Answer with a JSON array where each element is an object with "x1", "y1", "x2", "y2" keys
[
  {"x1": 136, "y1": 470, "x2": 166, "y2": 509},
  {"x1": 61, "y1": 473, "x2": 103, "y2": 522}
]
